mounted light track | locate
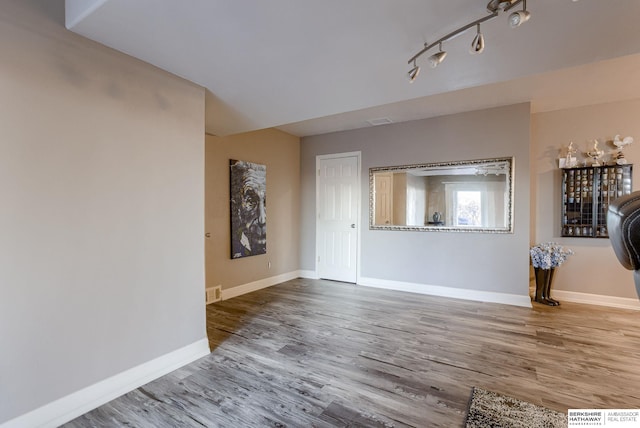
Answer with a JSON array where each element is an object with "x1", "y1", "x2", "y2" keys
[
  {"x1": 406, "y1": 0, "x2": 533, "y2": 82},
  {"x1": 487, "y1": 0, "x2": 522, "y2": 13}
]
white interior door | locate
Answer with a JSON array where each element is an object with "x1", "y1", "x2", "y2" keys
[{"x1": 317, "y1": 153, "x2": 359, "y2": 283}]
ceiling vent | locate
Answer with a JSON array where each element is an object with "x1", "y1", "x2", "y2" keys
[{"x1": 367, "y1": 117, "x2": 393, "y2": 126}]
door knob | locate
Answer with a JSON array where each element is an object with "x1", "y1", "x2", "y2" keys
[{"x1": 350, "y1": 224, "x2": 356, "y2": 228}]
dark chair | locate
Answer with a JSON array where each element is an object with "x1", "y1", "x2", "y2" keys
[{"x1": 607, "y1": 191, "x2": 640, "y2": 297}]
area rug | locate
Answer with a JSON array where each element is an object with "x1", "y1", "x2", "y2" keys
[{"x1": 465, "y1": 387, "x2": 566, "y2": 428}]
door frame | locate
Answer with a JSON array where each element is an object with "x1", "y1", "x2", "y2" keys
[{"x1": 315, "y1": 151, "x2": 362, "y2": 283}]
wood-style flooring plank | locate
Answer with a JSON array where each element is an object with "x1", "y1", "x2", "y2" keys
[{"x1": 63, "y1": 278, "x2": 640, "y2": 427}]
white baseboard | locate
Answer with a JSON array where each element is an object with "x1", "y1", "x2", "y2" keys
[
  {"x1": 215, "y1": 270, "x2": 640, "y2": 311},
  {"x1": 1, "y1": 339, "x2": 210, "y2": 428},
  {"x1": 221, "y1": 270, "x2": 302, "y2": 300},
  {"x1": 358, "y1": 277, "x2": 532, "y2": 308},
  {"x1": 552, "y1": 290, "x2": 640, "y2": 310}
]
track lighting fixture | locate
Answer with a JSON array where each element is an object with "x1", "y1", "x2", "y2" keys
[
  {"x1": 509, "y1": 0, "x2": 531, "y2": 28},
  {"x1": 428, "y1": 43, "x2": 447, "y2": 68},
  {"x1": 406, "y1": 0, "x2": 545, "y2": 82},
  {"x1": 407, "y1": 60, "x2": 420, "y2": 83},
  {"x1": 486, "y1": 0, "x2": 520, "y2": 13},
  {"x1": 470, "y1": 24, "x2": 485, "y2": 54}
]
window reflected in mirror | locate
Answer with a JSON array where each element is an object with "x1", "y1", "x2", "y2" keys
[{"x1": 370, "y1": 157, "x2": 513, "y2": 233}]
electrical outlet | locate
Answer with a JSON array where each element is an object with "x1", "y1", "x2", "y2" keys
[
  {"x1": 268, "y1": 261, "x2": 271, "y2": 269},
  {"x1": 205, "y1": 285, "x2": 222, "y2": 304}
]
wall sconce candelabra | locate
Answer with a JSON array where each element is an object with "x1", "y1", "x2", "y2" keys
[{"x1": 407, "y1": 0, "x2": 531, "y2": 82}]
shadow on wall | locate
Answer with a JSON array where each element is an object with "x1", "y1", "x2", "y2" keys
[{"x1": 539, "y1": 144, "x2": 561, "y2": 168}]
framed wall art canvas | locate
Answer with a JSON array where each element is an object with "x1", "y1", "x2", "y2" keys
[{"x1": 229, "y1": 159, "x2": 267, "y2": 259}]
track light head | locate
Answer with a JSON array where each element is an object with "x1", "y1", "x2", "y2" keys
[
  {"x1": 429, "y1": 51, "x2": 447, "y2": 68},
  {"x1": 470, "y1": 24, "x2": 485, "y2": 54},
  {"x1": 407, "y1": 61, "x2": 420, "y2": 83},
  {"x1": 509, "y1": 0, "x2": 530, "y2": 28},
  {"x1": 509, "y1": 9, "x2": 530, "y2": 27},
  {"x1": 428, "y1": 43, "x2": 447, "y2": 68}
]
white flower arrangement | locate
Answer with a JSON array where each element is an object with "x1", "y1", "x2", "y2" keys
[{"x1": 530, "y1": 242, "x2": 574, "y2": 270}]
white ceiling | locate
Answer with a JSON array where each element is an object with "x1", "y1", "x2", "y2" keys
[{"x1": 65, "y1": 0, "x2": 640, "y2": 137}]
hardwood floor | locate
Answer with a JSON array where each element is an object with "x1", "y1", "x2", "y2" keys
[{"x1": 64, "y1": 278, "x2": 640, "y2": 427}]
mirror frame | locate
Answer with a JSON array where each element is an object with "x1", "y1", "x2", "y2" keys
[{"x1": 369, "y1": 156, "x2": 514, "y2": 233}]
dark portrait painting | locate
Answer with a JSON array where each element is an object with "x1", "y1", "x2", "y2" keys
[{"x1": 230, "y1": 159, "x2": 266, "y2": 259}]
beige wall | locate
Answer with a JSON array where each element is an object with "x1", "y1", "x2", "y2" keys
[
  {"x1": 0, "y1": 1, "x2": 206, "y2": 423},
  {"x1": 205, "y1": 129, "x2": 300, "y2": 290},
  {"x1": 532, "y1": 98, "x2": 640, "y2": 299}
]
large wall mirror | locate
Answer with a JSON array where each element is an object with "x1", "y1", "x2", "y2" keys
[{"x1": 370, "y1": 157, "x2": 514, "y2": 233}]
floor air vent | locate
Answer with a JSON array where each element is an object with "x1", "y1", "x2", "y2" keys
[{"x1": 206, "y1": 285, "x2": 222, "y2": 304}]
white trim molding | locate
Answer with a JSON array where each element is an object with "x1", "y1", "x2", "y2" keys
[
  {"x1": 552, "y1": 289, "x2": 640, "y2": 310},
  {"x1": 358, "y1": 277, "x2": 532, "y2": 308},
  {"x1": 221, "y1": 270, "x2": 302, "y2": 300},
  {"x1": 1, "y1": 339, "x2": 210, "y2": 428}
]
